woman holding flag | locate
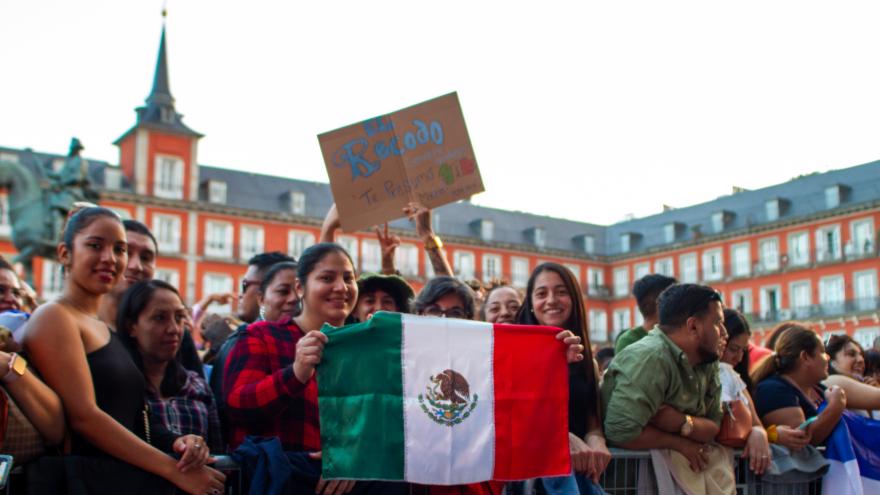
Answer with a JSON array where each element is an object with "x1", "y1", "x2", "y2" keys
[{"x1": 516, "y1": 262, "x2": 611, "y2": 494}]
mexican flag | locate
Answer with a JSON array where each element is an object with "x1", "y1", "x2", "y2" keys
[{"x1": 316, "y1": 311, "x2": 571, "y2": 485}]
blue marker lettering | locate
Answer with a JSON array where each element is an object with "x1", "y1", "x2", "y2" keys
[{"x1": 334, "y1": 138, "x2": 380, "y2": 180}]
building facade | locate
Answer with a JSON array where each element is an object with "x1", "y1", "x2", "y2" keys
[{"x1": 1, "y1": 28, "x2": 878, "y2": 346}]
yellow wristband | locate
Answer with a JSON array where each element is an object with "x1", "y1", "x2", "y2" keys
[{"x1": 766, "y1": 424, "x2": 778, "y2": 444}]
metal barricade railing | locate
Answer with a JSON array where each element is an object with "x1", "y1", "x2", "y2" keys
[{"x1": 597, "y1": 448, "x2": 824, "y2": 495}]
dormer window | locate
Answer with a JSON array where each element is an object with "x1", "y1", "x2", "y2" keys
[
  {"x1": 664, "y1": 222, "x2": 683, "y2": 243},
  {"x1": 208, "y1": 181, "x2": 227, "y2": 204},
  {"x1": 573, "y1": 234, "x2": 595, "y2": 254},
  {"x1": 766, "y1": 199, "x2": 781, "y2": 221},
  {"x1": 160, "y1": 107, "x2": 175, "y2": 124},
  {"x1": 471, "y1": 219, "x2": 494, "y2": 241},
  {"x1": 825, "y1": 184, "x2": 848, "y2": 209},
  {"x1": 620, "y1": 232, "x2": 641, "y2": 253},
  {"x1": 289, "y1": 191, "x2": 306, "y2": 215},
  {"x1": 104, "y1": 167, "x2": 122, "y2": 190},
  {"x1": 525, "y1": 227, "x2": 546, "y2": 248},
  {"x1": 711, "y1": 211, "x2": 733, "y2": 233}
]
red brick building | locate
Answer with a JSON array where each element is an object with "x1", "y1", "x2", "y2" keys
[{"x1": 0, "y1": 27, "x2": 877, "y2": 347}]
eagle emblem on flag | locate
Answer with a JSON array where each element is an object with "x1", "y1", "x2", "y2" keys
[{"x1": 418, "y1": 369, "x2": 479, "y2": 426}]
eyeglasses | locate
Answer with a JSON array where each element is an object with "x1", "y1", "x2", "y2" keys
[
  {"x1": 423, "y1": 306, "x2": 468, "y2": 319},
  {"x1": 241, "y1": 279, "x2": 260, "y2": 293}
]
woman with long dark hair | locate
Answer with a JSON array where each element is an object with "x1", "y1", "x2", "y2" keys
[
  {"x1": 25, "y1": 206, "x2": 224, "y2": 494},
  {"x1": 225, "y1": 243, "x2": 406, "y2": 494},
  {"x1": 824, "y1": 334, "x2": 880, "y2": 418},
  {"x1": 516, "y1": 262, "x2": 609, "y2": 494},
  {"x1": 117, "y1": 279, "x2": 222, "y2": 451},
  {"x1": 751, "y1": 324, "x2": 846, "y2": 446}
]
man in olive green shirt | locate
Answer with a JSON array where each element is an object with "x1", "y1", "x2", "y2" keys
[
  {"x1": 614, "y1": 274, "x2": 676, "y2": 354},
  {"x1": 602, "y1": 283, "x2": 727, "y2": 472}
]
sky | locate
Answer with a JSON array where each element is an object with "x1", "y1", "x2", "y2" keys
[{"x1": 3, "y1": 1, "x2": 880, "y2": 226}]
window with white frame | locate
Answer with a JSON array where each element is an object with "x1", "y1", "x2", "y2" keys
[
  {"x1": 289, "y1": 191, "x2": 306, "y2": 215},
  {"x1": 396, "y1": 243, "x2": 420, "y2": 277},
  {"x1": 154, "y1": 155, "x2": 184, "y2": 199},
  {"x1": 565, "y1": 264, "x2": 581, "y2": 284},
  {"x1": 612, "y1": 308, "x2": 632, "y2": 339},
  {"x1": 208, "y1": 181, "x2": 227, "y2": 204},
  {"x1": 203, "y1": 273, "x2": 233, "y2": 313},
  {"x1": 587, "y1": 267, "x2": 604, "y2": 295},
  {"x1": 664, "y1": 224, "x2": 677, "y2": 243},
  {"x1": 854, "y1": 327, "x2": 880, "y2": 350},
  {"x1": 787, "y1": 231, "x2": 810, "y2": 266},
  {"x1": 103, "y1": 168, "x2": 121, "y2": 189},
  {"x1": 205, "y1": 221, "x2": 232, "y2": 258},
  {"x1": 511, "y1": 257, "x2": 529, "y2": 288},
  {"x1": 634, "y1": 262, "x2": 650, "y2": 281},
  {"x1": 759, "y1": 285, "x2": 781, "y2": 319},
  {"x1": 620, "y1": 234, "x2": 632, "y2": 253},
  {"x1": 155, "y1": 268, "x2": 180, "y2": 289},
  {"x1": 789, "y1": 280, "x2": 811, "y2": 318},
  {"x1": 758, "y1": 237, "x2": 780, "y2": 272},
  {"x1": 711, "y1": 212, "x2": 725, "y2": 233},
  {"x1": 731, "y1": 289, "x2": 753, "y2": 314},
  {"x1": 581, "y1": 235, "x2": 595, "y2": 254},
  {"x1": 850, "y1": 219, "x2": 875, "y2": 256},
  {"x1": 153, "y1": 214, "x2": 182, "y2": 254},
  {"x1": 766, "y1": 199, "x2": 780, "y2": 221},
  {"x1": 239, "y1": 225, "x2": 264, "y2": 261},
  {"x1": 816, "y1": 225, "x2": 841, "y2": 262},
  {"x1": 532, "y1": 228, "x2": 546, "y2": 248},
  {"x1": 336, "y1": 235, "x2": 359, "y2": 270},
  {"x1": 634, "y1": 306, "x2": 645, "y2": 326},
  {"x1": 361, "y1": 239, "x2": 381, "y2": 272},
  {"x1": 588, "y1": 309, "x2": 608, "y2": 342},
  {"x1": 41, "y1": 259, "x2": 64, "y2": 301},
  {"x1": 424, "y1": 252, "x2": 435, "y2": 280},
  {"x1": 613, "y1": 267, "x2": 630, "y2": 297},
  {"x1": 454, "y1": 250, "x2": 475, "y2": 280},
  {"x1": 654, "y1": 258, "x2": 674, "y2": 277},
  {"x1": 479, "y1": 220, "x2": 494, "y2": 241},
  {"x1": 701, "y1": 249, "x2": 723, "y2": 281},
  {"x1": 0, "y1": 193, "x2": 10, "y2": 237},
  {"x1": 731, "y1": 243, "x2": 750, "y2": 278},
  {"x1": 825, "y1": 186, "x2": 841, "y2": 209},
  {"x1": 482, "y1": 254, "x2": 502, "y2": 283},
  {"x1": 853, "y1": 270, "x2": 878, "y2": 311},
  {"x1": 819, "y1": 275, "x2": 846, "y2": 315},
  {"x1": 680, "y1": 253, "x2": 698, "y2": 283},
  {"x1": 287, "y1": 230, "x2": 315, "y2": 260}
]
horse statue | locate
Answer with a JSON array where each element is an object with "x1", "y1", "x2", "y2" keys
[{"x1": 0, "y1": 138, "x2": 99, "y2": 285}]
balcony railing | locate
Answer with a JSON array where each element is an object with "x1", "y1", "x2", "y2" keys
[{"x1": 744, "y1": 296, "x2": 880, "y2": 324}]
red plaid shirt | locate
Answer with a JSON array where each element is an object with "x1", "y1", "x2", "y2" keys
[{"x1": 223, "y1": 317, "x2": 320, "y2": 451}]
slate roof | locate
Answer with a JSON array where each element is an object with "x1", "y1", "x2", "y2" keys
[
  {"x1": 604, "y1": 160, "x2": 880, "y2": 256},
  {"x1": 1, "y1": 145, "x2": 878, "y2": 259}
]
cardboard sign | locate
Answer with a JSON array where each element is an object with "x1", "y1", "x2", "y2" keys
[{"x1": 319, "y1": 92, "x2": 483, "y2": 232}]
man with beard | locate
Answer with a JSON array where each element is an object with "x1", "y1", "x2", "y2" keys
[{"x1": 601, "y1": 284, "x2": 728, "y2": 476}]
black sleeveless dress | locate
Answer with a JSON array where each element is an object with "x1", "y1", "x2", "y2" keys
[{"x1": 71, "y1": 330, "x2": 147, "y2": 456}]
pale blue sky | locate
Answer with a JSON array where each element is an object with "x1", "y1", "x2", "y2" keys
[{"x1": 3, "y1": 1, "x2": 880, "y2": 225}]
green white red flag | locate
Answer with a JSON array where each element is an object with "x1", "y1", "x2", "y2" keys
[{"x1": 316, "y1": 311, "x2": 571, "y2": 485}]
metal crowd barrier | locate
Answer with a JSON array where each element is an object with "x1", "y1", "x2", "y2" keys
[
  {"x1": 597, "y1": 448, "x2": 823, "y2": 495},
  {"x1": 6, "y1": 450, "x2": 825, "y2": 495}
]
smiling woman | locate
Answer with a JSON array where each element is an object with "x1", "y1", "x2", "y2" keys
[{"x1": 24, "y1": 206, "x2": 225, "y2": 495}]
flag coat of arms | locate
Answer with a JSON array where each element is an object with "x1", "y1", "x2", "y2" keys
[{"x1": 316, "y1": 311, "x2": 571, "y2": 485}]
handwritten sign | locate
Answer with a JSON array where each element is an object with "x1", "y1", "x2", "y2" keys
[{"x1": 319, "y1": 92, "x2": 484, "y2": 232}]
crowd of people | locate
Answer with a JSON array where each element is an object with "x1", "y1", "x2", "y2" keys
[{"x1": 0, "y1": 201, "x2": 877, "y2": 494}]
